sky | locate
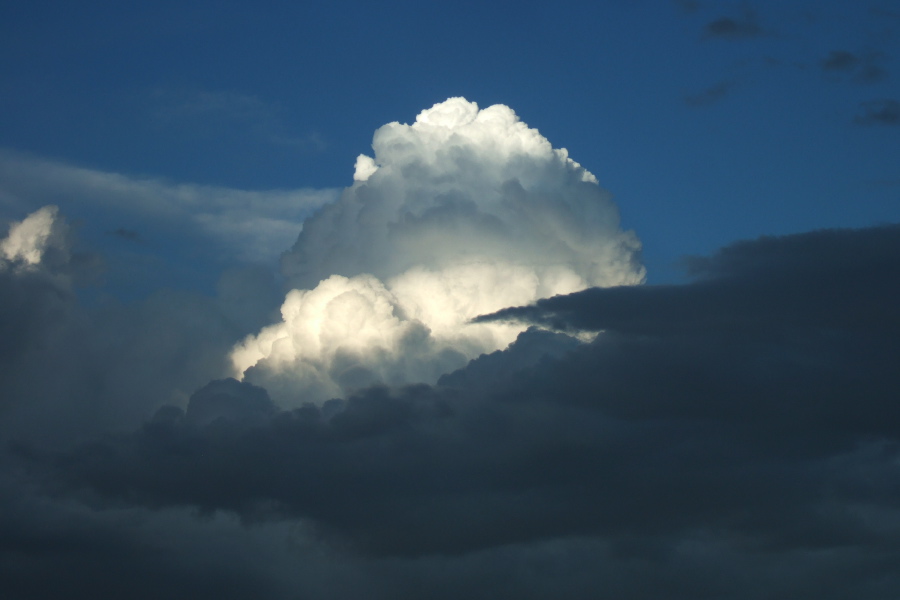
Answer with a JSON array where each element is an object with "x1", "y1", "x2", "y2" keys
[{"x1": 1, "y1": 1, "x2": 899, "y2": 598}]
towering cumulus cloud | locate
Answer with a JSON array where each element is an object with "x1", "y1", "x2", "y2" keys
[{"x1": 231, "y1": 98, "x2": 644, "y2": 404}]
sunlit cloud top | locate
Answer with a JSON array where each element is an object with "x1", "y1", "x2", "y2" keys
[{"x1": 234, "y1": 98, "x2": 645, "y2": 405}]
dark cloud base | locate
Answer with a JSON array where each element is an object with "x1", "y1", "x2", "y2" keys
[{"x1": 5, "y1": 224, "x2": 900, "y2": 598}]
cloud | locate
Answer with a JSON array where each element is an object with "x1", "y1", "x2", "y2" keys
[
  {"x1": 822, "y1": 50, "x2": 860, "y2": 71},
  {"x1": 33, "y1": 223, "x2": 900, "y2": 591},
  {"x1": 0, "y1": 207, "x2": 278, "y2": 447},
  {"x1": 0, "y1": 150, "x2": 339, "y2": 266},
  {"x1": 0, "y1": 208, "x2": 77, "y2": 371},
  {"x1": 684, "y1": 81, "x2": 735, "y2": 107},
  {"x1": 0, "y1": 204, "x2": 100, "y2": 284},
  {"x1": 1, "y1": 205, "x2": 64, "y2": 266},
  {"x1": 821, "y1": 51, "x2": 888, "y2": 83},
  {"x1": 234, "y1": 98, "x2": 645, "y2": 405},
  {"x1": 0, "y1": 482, "x2": 296, "y2": 600},
  {"x1": 854, "y1": 99, "x2": 900, "y2": 125},
  {"x1": 181, "y1": 377, "x2": 277, "y2": 427},
  {"x1": 5, "y1": 97, "x2": 900, "y2": 598},
  {"x1": 703, "y1": 8, "x2": 764, "y2": 39}
]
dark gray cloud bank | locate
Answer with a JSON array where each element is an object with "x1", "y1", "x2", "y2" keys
[{"x1": 5, "y1": 221, "x2": 900, "y2": 599}]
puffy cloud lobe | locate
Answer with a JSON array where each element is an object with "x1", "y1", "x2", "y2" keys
[
  {"x1": 231, "y1": 274, "x2": 468, "y2": 403},
  {"x1": 235, "y1": 98, "x2": 644, "y2": 404},
  {"x1": 48, "y1": 224, "x2": 900, "y2": 582},
  {"x1": 1, "y1": 206, "x2": 62, "y2": 266},
  {"x1": 280, "y1": 98, "x2": 641, "y2": 288},
  {"x1": 182, "y1": 378, "x2": 276, "y2": 427}
]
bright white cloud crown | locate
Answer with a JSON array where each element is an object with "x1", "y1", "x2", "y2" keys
[{"x1": 232, "y1": 97, "x2": 645, "y2": 405}]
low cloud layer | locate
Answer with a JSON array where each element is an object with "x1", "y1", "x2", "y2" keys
[
  {"x1": 233, "y1": 98, "x2": 644, "y2": 404},
  {"x1": 0, "y1": 206, "x2": 276, "y2": 448},
  {"x1": 0, "y1": 151, "x2": 338, "y2": 266},
  {"x1": 17, "y1": 223, "x2": 895, "y2": 599}
]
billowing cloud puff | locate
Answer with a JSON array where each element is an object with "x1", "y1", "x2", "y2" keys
[
  {"x1": 1, "y1": 206, "x2": 65, "y2": 267},
  {"x1": 232, "y1": 98, "x2": 645, "y2": 404}
]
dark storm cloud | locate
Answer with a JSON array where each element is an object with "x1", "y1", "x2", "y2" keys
[
  {"x1": 0, "y1": 472, "x2": 289, "y2": 600},
  {"x1": 483, "y1": 224, "x2": 900, "y2": 335},
  {"x1": 703, "y1": 8, "x2": 764, "y2": 39},
  {"x1": 684, "y1": 81, "x2": 735, "y2": 107},
  {"x1": 855, "y1": 99, "x2": 900, "y2": 125},
  {"x1": 31, "y1": 223, "x2": 900, "y2": 596}
]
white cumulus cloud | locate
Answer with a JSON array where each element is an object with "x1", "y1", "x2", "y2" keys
[
  {"x1": 1, "y1": 205, "x2": 69, "y2": 269},
  {"x1": 234, "y1": 98, "x2": 645, "y2": 404}
]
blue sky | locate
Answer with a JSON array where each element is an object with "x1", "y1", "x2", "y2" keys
[{"x1": 2, "y1": 0, "x2": 897, "y2": 285}]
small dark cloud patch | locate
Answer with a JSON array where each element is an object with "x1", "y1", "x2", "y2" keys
[
  {"x1": 854, "y1": 99, "x2": 900, "y2": 125},
  {"x1": 822, "y1": 50, "x2": 860, "y2": 71},
  {"x1": 703, "y1": 8, "x2": 763, "y2": 39},
  {"x1": 857, "y1": 58, "x2": 889, "y2": 83},
  {"x1": 108, "y1": 228, "x2": 141, "y2": 242},
  {"x1": 684, "y1": 81, "x2": 735, "y2": 107},
  {"x1": 822, "y1": 51, "x2": 888, "y2": 83}
]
